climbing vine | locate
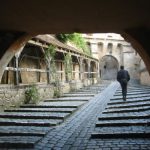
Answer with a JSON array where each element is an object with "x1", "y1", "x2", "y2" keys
[
  {"x1": 44, "y1": 44, "x2": 56, "y2": 78},
  {"x1": 64, "y1": 53, "x2": 72, "y2": 81},
  {"x1": 44, "y1": 45, "x2": 61, "y2": 97},
  {"x1": 44, "y1": 45, "x2": 56, "y2": 62}
]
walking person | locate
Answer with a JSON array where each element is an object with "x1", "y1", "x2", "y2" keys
[{"x1": 117, "y1": 66, "x2": 130, "y2": 101}]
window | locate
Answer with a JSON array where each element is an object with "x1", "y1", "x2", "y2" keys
[
  {"x1": 107, "y1": 43, "x2": 113, "y2": 54},
  {"x1": 98, "y1": 42, "x2": 103, "y2": 52}
]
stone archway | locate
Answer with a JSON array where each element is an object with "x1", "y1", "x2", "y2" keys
[
  {"x1": 99, "y1": 55, "x2": 119, "y2": 80},
  {"x1": 0, "y1": 34, "x2": 33, "y2": 82}
]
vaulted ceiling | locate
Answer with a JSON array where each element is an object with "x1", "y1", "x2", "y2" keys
[{"x1": 0, "y1": 0, "x2": 150, "y2": 76}]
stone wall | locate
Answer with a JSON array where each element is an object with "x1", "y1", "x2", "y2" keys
[
  {"x1": 0, "y1": 85, "x2": 25, "y2": 111},
  {"x1": 0, "y1": 80, "x2": 94, "y2": 111},
  {"x1": 0, "y1": 84, "x2": 54, "y2": 111},
  {"x1": 83, "y1": 33, "x2": 143, "y2": 82},
  {"x1": 70, "y1": 80, "x2": 83, "y2": 91},
  {"x1": 139, "y1": 60, "x2": 150, "y2": 86},
  {"x1": 140, "y1": 71, "x2": 150, "y2": 86}
]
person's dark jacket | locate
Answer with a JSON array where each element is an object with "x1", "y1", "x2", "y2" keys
[{"x1": 117, "y1": 69, "x2": 130, "y2": 83}]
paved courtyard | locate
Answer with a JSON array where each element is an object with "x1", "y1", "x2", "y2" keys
[
  {"x1": 34, "y1": 82, "x2": 150, "y2": 150},
  {"x1": 0, "y1": 81, "x2": 150, "y2": 150}
]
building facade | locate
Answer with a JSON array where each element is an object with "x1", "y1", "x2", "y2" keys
[
  {"x1": 0, "y1": 34, "x2": 99, "y2": 110},
  {"x1": 83, "y1": 33, "x2": 150, "y2": 85}
]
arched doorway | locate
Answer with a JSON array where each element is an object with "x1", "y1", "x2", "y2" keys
[{"x1": 99, "y1": 55, "x2": 119, "y2": 80}]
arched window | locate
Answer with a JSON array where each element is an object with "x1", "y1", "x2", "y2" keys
[
  {"x1": 117, "y1": 43, "x2": 122, "y2": 55},
  {"x1": 98, "y1": 42, "x2": 103, "y2": 52},
  {"x1": 107, "y1": 43, "x2": 113, "y2": 54}
]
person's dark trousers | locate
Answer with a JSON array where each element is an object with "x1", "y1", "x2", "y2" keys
[{"x1": 120, "y1": 82, "x2": 127, "y2": 101}]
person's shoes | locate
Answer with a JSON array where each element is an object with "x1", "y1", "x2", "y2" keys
[
  {"x1": 124, "y1": 96, "x2": 126, "y2": 101},
  {"x1": 123, "y1": 96, "x2": 126, "y2": 101}
]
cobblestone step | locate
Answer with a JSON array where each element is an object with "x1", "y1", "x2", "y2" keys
[
  {"x1": 106, "y1": 102, "x2": 150, "y2": 109},
  {"x1": 109, "y1": 97, "x2": 150, "y2": 104},
  {"x1": 111, "y1": 94, "x2": 150, "y2": 100},
  {"x1": 63, "y1": 93, "x2": 95, "y2": 97},
  {"x1": 5, "y1": 107, "x2": 76, "y2": 113},
  {"x1": 69, "y1": 91, "x2": 100, "y2": 94},
  {"x1": 39, "y1": 101, "x2": 85, "y2": 105},
  {"x1": 98, "y1": 114, "x2": 150, "y2": 120},
  {"x1": 94, "y1": 126, "x2": 150, "y2": 133},
  {"x1": 0, "y1": 131, "x2": 45, "y2": 136},
  {"x1": 91, "y1": 132, "x2": 150, "y2": 139},
  {"x1": 20, "y1": 104, "x2": 81, "y2": 108},
  {"x1": 131, "y1": 86, "x2": 150, "y2": 89},
  {"x1": 0, "y1": 126, "x2": 49, "y2": 133},
  {"x1": 0, "y1": 118, "x2": 62, "y2": 126},
  {"x1": 78, "y1": 89, "x2": 101, "y2": 92},
  {"x1": 44, "y1": 98, "x2": 89, "y2": 102},
  {"x1": 0, "y1": 127, "x2": 46, "y2": 148},
  {"x1": 80, "y1": 86, "x2": 106, "y2": 90},
  {"x1": 119, "y1": 86, "x2": 150, "y2": 90},
  {"x1": 0, "y1": 136, "x2": 42, "y2": 148},
  {"x1": 0, "y1": 112, "x2": 70, "y2": 119},
  {"x1": 116, "y1": 87, "x2": 150, "y2": 91},
  {"x1": 103, "y1": 106, "x2": 150, "y2": 113},
  {"x1": 116, "y1": 89, "x2": 150, "y2": 93},
  {"x1": 96, "y1": 119, "x2": 150, "y2": 127},
  {"x1": 99, "y1": 111, "x2": 149, "y2": 118},
  {"x1": 84, "y1": 85, "x2": 106, "y2": 89},
  {"x1": 114, "y1": 91, "x2": 150, "y2": 96},
  {"x1": 110, "y1": 96, "x2": 144, "y2": 100}
]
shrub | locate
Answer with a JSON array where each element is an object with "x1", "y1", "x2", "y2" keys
[
  {"x1": 24, "y1": 85, "x2": 39, "y2": 104},
  {"x1": 53, "y1": 88, "x2": 61, "y2": 98}
]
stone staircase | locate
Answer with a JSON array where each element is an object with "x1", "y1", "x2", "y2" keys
[
  {"x1": 91, "y1": 84, "x2": 150, "y2": 139},
  {"x1": 0, "y1": 82, "x2": 109, "y2": 148}
]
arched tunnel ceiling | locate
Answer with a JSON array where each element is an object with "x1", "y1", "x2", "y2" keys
[
  {"x1": 0, "y1": 0, "x2": 150, "y2": 81},
  {"x1": 0, "y1": 0, "x2": 150, "y2": 34}
]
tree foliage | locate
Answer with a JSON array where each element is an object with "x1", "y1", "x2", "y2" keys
[
  {"x1": 55, "y1": 34, "x2": 74, "y2": 43},
  {"x1": 55, "y1": 33, "x2": 91, "y2": 55}
]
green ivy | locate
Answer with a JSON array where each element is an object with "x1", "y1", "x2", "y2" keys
[
  {"x1": 44, "y1": 44, "x2": 61, "y2": 97},
  {"x1": 55, "y1": 34, "x2": 74, "y2": 43},
  {"x1": 44, "y1": 44, "x2": 57, "y2": 80},
  {"x1": 55, "y1": 33, "x2": 91, "y2": 55}
]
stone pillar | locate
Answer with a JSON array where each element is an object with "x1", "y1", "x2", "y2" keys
[
  {"x1": 14, "y1": 52, "x2": 20, "y2": 85},
  {"x1": 45, "y1": 53, "x2": 54, "y2": 84},
  {"x1": 78, "y1": 57, "x2": 83, "y2": 81},
  {"x1": 96, "y1": 61, "x2": 100, "y2": 78},
  {"x1": 46, "y1": 59, "x2": 51, "y2": 84},
  {"x1": 120, "y1": 46, "x2": 124, "y2": 66},
  {"x1": 88, "y1": 60, "x2": 91, "y2": 79}
]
